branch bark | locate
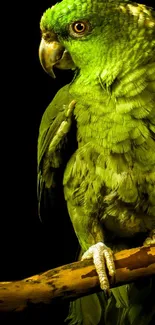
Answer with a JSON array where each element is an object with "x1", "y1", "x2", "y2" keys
[{"x1": 0, "y1": 245, "x2": 155, "y2": 312}]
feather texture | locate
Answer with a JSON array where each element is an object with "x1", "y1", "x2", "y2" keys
[{"x1": 38, "y1": 0, "x2": 155, "y2": 324}]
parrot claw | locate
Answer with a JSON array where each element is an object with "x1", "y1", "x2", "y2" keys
[
  {"x1": 81, "y1": 242, "x2": 115, "y2": 291},
  {"x1": 143, "y1": 229, "x2": 155, "y2": 246}
]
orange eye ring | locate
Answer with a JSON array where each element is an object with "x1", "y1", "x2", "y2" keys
[{"x1": 73, "y1": 22, "x2": 86, "y2": 33}]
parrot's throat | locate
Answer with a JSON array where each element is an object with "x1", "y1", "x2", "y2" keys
[{"x1": 70, "y1": 62, "x2": 155, "y2": 162}]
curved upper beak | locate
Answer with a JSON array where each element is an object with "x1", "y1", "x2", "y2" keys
[{"x1": 39, "y1": 35, "x2": 76, "y2": 78}]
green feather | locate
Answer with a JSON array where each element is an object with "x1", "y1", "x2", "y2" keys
[{"x1": 38, "y1": 0, "x2": 155, "y2": 323}]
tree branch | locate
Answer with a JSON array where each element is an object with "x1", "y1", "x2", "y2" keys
[{"x1": 0, "y1": 245, "x2": 155, "y2": 312}]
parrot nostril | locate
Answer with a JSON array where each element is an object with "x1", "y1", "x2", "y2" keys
[{"x1": 42, "y1": 30, "x2": 59, "y2": 43}]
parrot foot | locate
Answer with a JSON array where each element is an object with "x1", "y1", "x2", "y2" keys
[
  {"x1": 143, "y1": 229, "x2": 155, "y2": 245},
  {"x1": 81, "y1": 242, "x2": 115, "y2": 292}
]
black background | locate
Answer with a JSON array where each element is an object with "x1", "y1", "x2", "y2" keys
[{"x1": 0, "y1": 0, "x2": 154, "y2": 324}]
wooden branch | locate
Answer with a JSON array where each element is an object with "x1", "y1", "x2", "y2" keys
[{"x1": 0, "y1": 245, "x2": 154, "y2": 312}]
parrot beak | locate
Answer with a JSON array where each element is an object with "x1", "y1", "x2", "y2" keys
[{"x1": 39, "y1": 36, "x2": 76, "y2": 78}]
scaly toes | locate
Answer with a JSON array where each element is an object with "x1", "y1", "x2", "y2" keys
[{"x1": 81, "y1": 242, "x2": 115, "y2": 292}]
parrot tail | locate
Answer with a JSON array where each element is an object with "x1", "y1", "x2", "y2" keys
[{"x1": 65, "y1": 277, "x2": 155, "y2": 325}]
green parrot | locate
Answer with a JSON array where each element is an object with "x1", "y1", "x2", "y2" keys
[{"x1": 38, "y1": 0, "x2": 155, "y2": 324}]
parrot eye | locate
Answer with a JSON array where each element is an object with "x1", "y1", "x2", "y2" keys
[
  {"x1": 69, "y1": 20, "x2": 91, "y2": 38},
  {"x1": 73, "y1": 22, "x2": 86, "y2": 33}
]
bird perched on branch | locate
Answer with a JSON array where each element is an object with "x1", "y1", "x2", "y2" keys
[{"x1": 38, "y1": 0, "x2": 155, "y2": 324}]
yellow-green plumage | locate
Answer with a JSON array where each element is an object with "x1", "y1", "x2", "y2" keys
[{"x1": 38, "y1": 0, "x2": 155, "y2": 324}]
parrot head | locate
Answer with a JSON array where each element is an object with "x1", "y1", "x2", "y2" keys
[
  {"x1": 39, "y1": 0, "x2": 108, "y2": 78},
  {"x1": 39, "y1": 0, "x2": 155, "y2": 85}
]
